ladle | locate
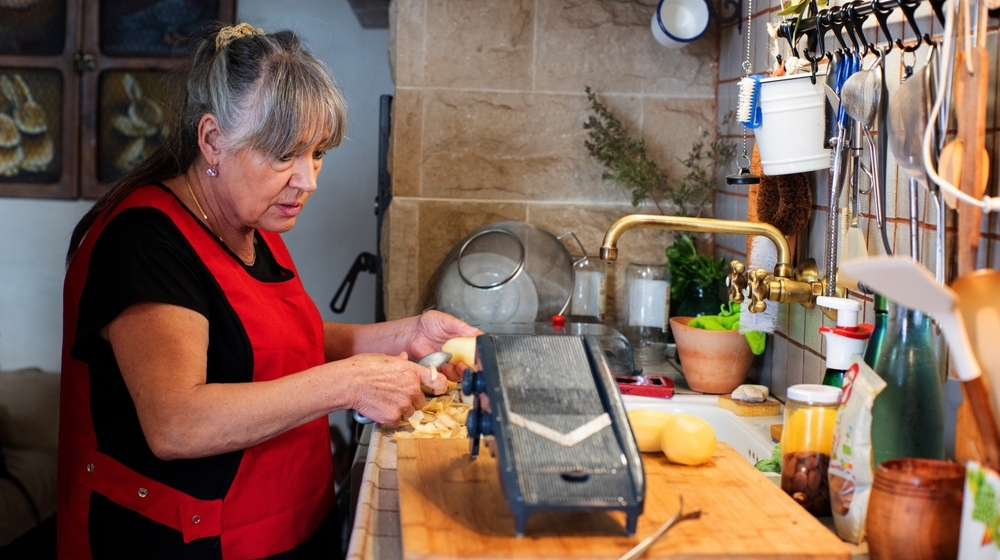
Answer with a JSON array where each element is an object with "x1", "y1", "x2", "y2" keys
[
  {"x1": 840, "y1": 54, "x2": 891, "y2": 256},
  {"x1": 887, "y1": 46, "x2": 947, "y2": 284}
]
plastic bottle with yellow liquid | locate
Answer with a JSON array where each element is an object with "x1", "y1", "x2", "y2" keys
[{"x1": 780, "y1": 384, "x2": 842, "y2": 516}]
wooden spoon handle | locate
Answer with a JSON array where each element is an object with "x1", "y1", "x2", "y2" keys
[
  {"x1": 964, "y1": 376, "x2": 1000, "y2": 472},
  {"x1": 955, "y1": 47, "x2": 989, "y2": 276}
]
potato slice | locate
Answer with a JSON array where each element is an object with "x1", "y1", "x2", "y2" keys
[{"x1": 442, "y1": 336, "x2": 477, "y2": 367}]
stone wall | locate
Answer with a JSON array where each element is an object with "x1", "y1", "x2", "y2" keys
[{"x1": 383, "y1": 0, "x2": 721, "y2": 327}]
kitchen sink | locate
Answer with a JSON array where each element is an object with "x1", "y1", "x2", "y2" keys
[{"x1": 621, "y1": 394, "x2": 780, "y2": 482}]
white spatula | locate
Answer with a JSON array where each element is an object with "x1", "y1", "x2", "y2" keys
[
  {"x1": 839, "y1": 256, "x2": 981, "y2": 383},
  {"x1": 839, "y1": 257, "x2": 1000, "y2": 471}
]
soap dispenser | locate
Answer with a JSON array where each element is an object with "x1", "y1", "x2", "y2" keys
[{"x1": 816, "y1": 296, "x2": 873, "y2": 388}]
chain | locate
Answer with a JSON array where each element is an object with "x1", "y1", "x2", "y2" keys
[{"x1": 740, "y1": 0, "x2": 754, "y2": 160}]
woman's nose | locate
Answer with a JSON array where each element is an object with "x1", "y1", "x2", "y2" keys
[{"x1": 289, "y1": 156, "x2": 320, "y2": 193}]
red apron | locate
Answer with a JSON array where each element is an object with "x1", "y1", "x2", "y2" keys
[{"x1": 58, "y1": 186, "x2": 333, "y2": 558}]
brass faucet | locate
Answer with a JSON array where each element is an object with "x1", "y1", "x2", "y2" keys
[{"x1": 599, "y1": 214, "x2": 824, "y2": 312}]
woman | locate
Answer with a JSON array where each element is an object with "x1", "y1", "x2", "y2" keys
[{"x1": 58, "y1": 23, "x2": 477, "y2": 559}]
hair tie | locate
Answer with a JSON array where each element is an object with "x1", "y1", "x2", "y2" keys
[{"x1": 216, "y1": 23, "x2": 265, "y2": 50}]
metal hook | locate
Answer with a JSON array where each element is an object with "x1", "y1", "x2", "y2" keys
[
  {"x1": 814, "y1": 7, "x2": 832, "y2": 57},
  {"x1": 894, "y1": 0, "x2": 924, "y2": 52},
  {"x1": 826, "y1": 7, "x2": 850, "y2": 52},
  {"x1": 838, "y1": 6, "x2": 863, "y2": 54},
  {"x1": 929, "y1": 0, "x2": 946, "y2": 25},
  {"x1": 801, "y1": 27, "x2": 824, "y2": 84},
  {"x1": 779, "y1": 21, "x2": 800, "y2": 58},
  {"x1": 871, "y1": 0, "x2": 895, "y2": 54},
  {"x1": 845, "y1": 4, "x2": 874, "y2": 56}
]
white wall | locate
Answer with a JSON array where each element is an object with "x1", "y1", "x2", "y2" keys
[
  {"x1": 0, "y1": 0, "x2": 392, "y2": 372},
  {"x1": 0, "y1": 200, "x2": 91, "y2": 372}
]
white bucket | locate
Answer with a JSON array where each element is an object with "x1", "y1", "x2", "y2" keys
[{"x1": 753, "y1": 73, "x2": 829, "y2": 176}]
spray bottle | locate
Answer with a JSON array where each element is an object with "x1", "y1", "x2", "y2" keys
[{"x1": 816, "y1": 296, "x2": 874, "y2": 388}]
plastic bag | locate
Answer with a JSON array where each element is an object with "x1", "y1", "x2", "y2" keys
[{"x1": 828, "y1": 356, "x2": 886, "y2": 544}]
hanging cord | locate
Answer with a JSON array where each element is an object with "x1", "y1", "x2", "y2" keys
[
  {"x1": 922, "y1": 0, "x2": 1000, "y2": 214},
  {"x1": 741, "y1": 0, "x2": 753, "y2": 160},
  {"x1": 729, "y1": 0, "x2": 761, "y2": 183}
]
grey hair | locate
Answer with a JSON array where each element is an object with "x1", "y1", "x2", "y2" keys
[{"x1": 187, "y1": 28, "x2": 347, "y2": 157}]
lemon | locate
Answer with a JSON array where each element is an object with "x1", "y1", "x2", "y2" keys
[
  {"x1": 660, "y1": 413, "x2": 717, "y2": 465},
  {"x1": 627, "y1": 408, "x2": 674, "y2": 452}
]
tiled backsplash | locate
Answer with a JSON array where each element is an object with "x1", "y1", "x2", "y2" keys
[
  {"x1": 384, "y1": 0, "x2": 721, "y2": 325},
  {"x1": 385, "y1": 0, "x2": 999, "y2": 405}
]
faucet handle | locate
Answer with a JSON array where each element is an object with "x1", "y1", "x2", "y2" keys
[
  {"x1": 747, "y1": 268, "x2": 770, "y2": 313},
  {"x1": 727, "y1": 260, "x2": 747, "y2": 303}
]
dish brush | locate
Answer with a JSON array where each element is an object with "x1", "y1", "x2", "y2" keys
[
  {"x1": 737, "y1": 74, "x2": 762, "y2": 129},
  {"x1": 739, "y1": 235, "x2": 779, "y2": 335}
]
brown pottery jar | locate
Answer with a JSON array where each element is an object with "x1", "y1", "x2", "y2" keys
[{"x1": 866, "y1": 458, "x2": 965, "y2": 560}]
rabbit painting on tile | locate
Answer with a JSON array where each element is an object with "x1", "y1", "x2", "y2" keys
[
  {"x1": 0, "y1": 73, "x2": 54, "y2": 173},
  {"x1": 111, "y1": 72, "x2": 168, "y2": 174}
]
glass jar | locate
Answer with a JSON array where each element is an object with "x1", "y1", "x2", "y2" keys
[
  {"x1": 569, "y1": 255, "x2": 606, "y2": 322},
  {"x1": 621, "y1": 262, "x2": 670, "y2": 352},
  {"x1": 780, "y1": 384, "x2": 842, "y2": 517}
]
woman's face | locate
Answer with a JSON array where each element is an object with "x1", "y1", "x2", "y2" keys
[{"x1": 216, "y1": 141, "x2": 326, "y2": 233}]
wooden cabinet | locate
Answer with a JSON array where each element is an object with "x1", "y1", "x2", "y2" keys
[{"x1": 0, "y1": 0, "x2": 235, "y2": 199}]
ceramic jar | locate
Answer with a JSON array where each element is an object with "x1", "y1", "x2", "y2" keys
[{"x1": 866, "y1": 458, "x2": 965, "y2": 560}]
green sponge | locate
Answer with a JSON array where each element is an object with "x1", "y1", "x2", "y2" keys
[{"x1": 686, "y1": 302, "x2": 766, "y2": 355}]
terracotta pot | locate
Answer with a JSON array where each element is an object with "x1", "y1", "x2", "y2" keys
[
  {"x1": 866, "y1": 459, "x2": 965, "y2": 560},
  {"x1": 669, "y1": 316, "x2": 753, "y2": 394}
]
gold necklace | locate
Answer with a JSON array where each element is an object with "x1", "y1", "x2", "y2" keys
[{"x1": 185, "y1": 174, "x2": 257, "y2": 266}]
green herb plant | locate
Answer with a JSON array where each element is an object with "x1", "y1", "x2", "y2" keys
[
  {"x1": 665, "y1": 233, "x2": 729, "y2": 302},
  {"x1": 583, "y1": 86, "x2": 735, "y2": 218}
]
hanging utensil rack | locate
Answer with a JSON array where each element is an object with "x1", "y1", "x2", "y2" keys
[{"x1": 776, "y1": 0, "x2": 954, "y2": 81}]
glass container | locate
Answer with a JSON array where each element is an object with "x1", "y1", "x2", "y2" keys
[
  {"x1": 569, "y1": 255, "x2": 606, "y2": 322},
  {"x1": 780, "y1": 384, "x2": 842, "y2": 517},
  {"x1": 621, "y1": 262, "x2": 670, "y2": 352}
]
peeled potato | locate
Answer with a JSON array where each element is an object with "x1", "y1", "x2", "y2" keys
[
  {"x1": 660, "y1": 413, "x2": 717, "y2": 466},
  {"x1": 627, "y1": 408, "x2": 675, "y2": 452},
  {"x1": 442, "y1": 336, "x2": 477, "y2": 367}
]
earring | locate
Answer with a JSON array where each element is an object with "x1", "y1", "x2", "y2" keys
[{"x1": 206, "y1": 166, "x2": 218, "y2": 178}]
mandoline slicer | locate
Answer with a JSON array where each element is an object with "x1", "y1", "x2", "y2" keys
[{"x1": 462, "y1": 333, "x2": 645, "y2": 536}]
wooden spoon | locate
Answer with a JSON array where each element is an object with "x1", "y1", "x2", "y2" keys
[
  {"x1": 952, "y1": 270, "x2": 1000, "y2": 425},
  {"x1": 953, "y1": 47, "x2": 990, "y2": 276}
]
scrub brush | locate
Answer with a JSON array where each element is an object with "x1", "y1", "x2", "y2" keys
[
  {"x1": 739, "y1": 235, "x2": 779, "y2": 339},
  {"x1": 737, "y1": 74, "x2": 762, "y2": 129}
]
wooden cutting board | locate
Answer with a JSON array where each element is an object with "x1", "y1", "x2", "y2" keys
[{"x1": 397, "y1": 438, "x2": 851, "y2": 559}]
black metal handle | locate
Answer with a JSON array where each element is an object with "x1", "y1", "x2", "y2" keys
[{"x1": 330, "y1": 252, "x2": 379, "y2": 314}]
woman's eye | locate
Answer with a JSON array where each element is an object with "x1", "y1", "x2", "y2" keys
[
  {"x1": 277, "y1": 154, "x2": 294, "y2": 162},
  {"x1": 312, "y1": 150, "x2": 326, "y2": 160}
]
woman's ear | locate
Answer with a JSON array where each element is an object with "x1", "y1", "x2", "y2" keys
[{"x1": 197, "y1": 114, "x2": 223, "y2": 165}]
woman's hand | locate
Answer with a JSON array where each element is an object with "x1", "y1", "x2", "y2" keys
[
  {"x1": 407, "y1": 311, "x2": 480, "y2": 381},
  {"x1": 346, "y1": 352, "x2": 447, "y2": 425}
]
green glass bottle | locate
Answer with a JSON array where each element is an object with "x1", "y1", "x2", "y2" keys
[
  {"x1": 863, "y1": 294, "x2": 889, "y2": 368},
  {"x1": 869, "y1": 301, "x2": 945, "y2": 466}
]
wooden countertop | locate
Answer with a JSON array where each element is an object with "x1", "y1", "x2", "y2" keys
[{"x1": 395, "y1": 438, "x2": 851, "y2": 559}]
